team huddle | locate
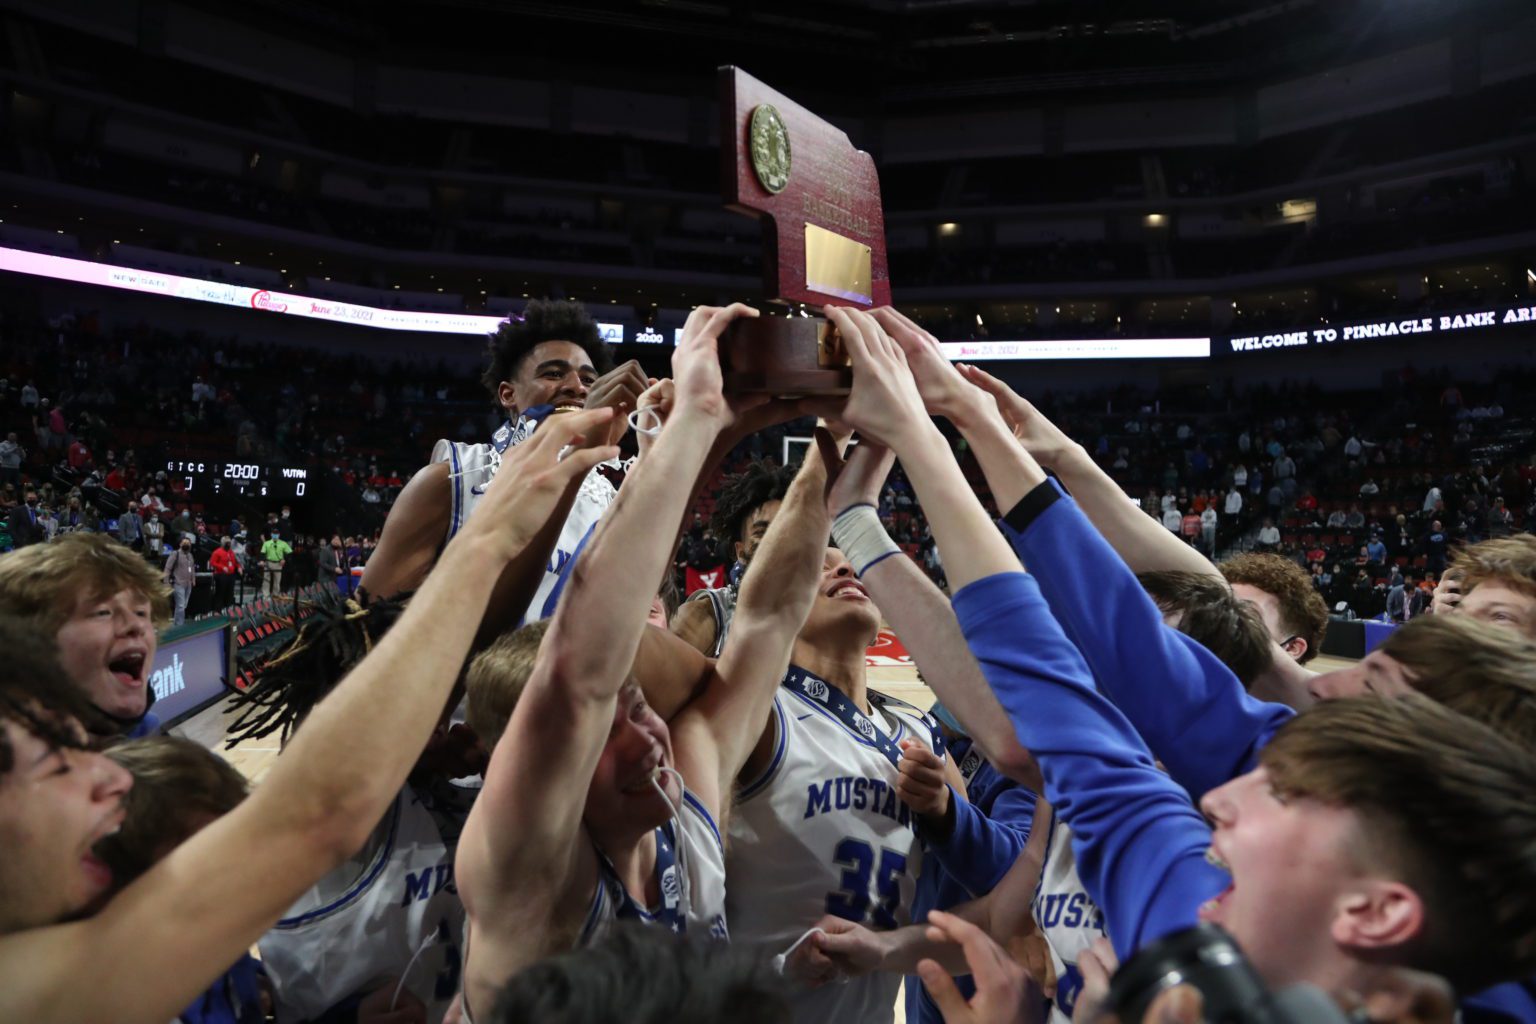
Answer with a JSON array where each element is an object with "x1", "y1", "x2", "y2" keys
[{"x1": 2, "y1": 298, "x2": 1535, "y2": 1024}]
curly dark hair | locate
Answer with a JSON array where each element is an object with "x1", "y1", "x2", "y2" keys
[
  {"x1": 224, "y1": 591, "x2": 411, "y2": 746},
  {"x1": 480, "y1": 299, "x2": 612, "y2": 401},
  {"x1": 708, "y1": 460, "x2": 796, "y2": 552}
]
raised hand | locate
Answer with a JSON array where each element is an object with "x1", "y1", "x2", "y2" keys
[
  {"x1": 956, "y1": 363, "x2": 1078, "y2": 469},
  {"x1": 814, "y1": 427, "x2": 894, "y2": 518},
  {"x1": 870, "y1": 307, "x2": 982, "y2": 422},
  {"x1": 918, "y1": 910, "x2": 1033, "y2": 1024},
  {"x1": 463, "y1": 405, "x2": 619, "y2": 563},
  {"x1": 583, "y1": 360, "x2": 651, "y2": 446},
  {"x1": 822, "y1": 305, "x2": 929, "y2": 450},
  {"x1": 672, "y1": 303, "x2": 758, "y2": 425},
  {"x1": 633, "y1": 377, "x2": 673, "y2": 460},
  {"x1": 896, "y1": 738, "x2": 951, "y2": 820}
]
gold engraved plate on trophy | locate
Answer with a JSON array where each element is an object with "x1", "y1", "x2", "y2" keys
[
  {"x1": 804, "y1": 223, "x2": 873, "y2": 305},
  {"x1": 750, "y1": 104, "x2": 791, "y2": 194}
]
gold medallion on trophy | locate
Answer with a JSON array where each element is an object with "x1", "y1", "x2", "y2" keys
[{"x1": 749, "y1": 104, "x2": 792, "y2": 194}]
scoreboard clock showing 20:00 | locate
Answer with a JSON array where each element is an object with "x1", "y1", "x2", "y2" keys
[{"x1": 163, "y1": 460, "x2": 311, "y2": 499}]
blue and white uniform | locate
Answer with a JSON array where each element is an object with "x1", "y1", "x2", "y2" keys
[
  {"x1": 1031, "y1": 809, "x2": 1104, "y2": 1024},
  {"x1": 259, "y1": 782, "x2": 472, "y2": 1023},
  {"x1": 727, "y1": 668, "x2": 944, "y2": 1024},
  {"x1": 432, "y1": 407, "x2": 617, "y2": 623},
  {"x1": 908, "y1": 734, "x2": 1037, "y2": 1024},
  {"x1": 458, "y1": 787, "x2": 728, "y2": 1024}
]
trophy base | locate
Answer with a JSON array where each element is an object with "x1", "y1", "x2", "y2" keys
[{"x1": 720, "y1": 316, "x2": 852, "y2": 396}]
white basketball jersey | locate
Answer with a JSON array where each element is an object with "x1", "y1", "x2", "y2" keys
[
  {"x1": 260, "y1": 784, "x2": 470, "y2": 1024},
  {"x1": 582, "y1": 788, "x2": 730, "y2": 942},
  {"x1": 727, "y1": 681, "x2": 940, "y2": 1024},
  {"x1": 457, "y1": 788, "x2": 729, "y2": 1024},
  {"x1": 1032, "y1": 811, "x2": 1107, "y2": 1024},
  {"x1": 432, "y1": 417, "x2": 615, "y2": 624}
]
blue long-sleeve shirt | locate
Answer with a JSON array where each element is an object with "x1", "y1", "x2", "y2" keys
[
  {"x1": 908, "y1": 736, "x2": 1037, "y2": 1024},
  {"x1": 996, "y1": 484, "x2": 1536, "y2": 1018},
  {"x1": 1001, "y1": 481, "x2": 1292, "y2": 799},
  {"x1": 953, "y1": 570, "x2": 1227, "y2": 960}
]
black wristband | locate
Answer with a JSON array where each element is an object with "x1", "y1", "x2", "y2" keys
[{"x1": 1002, "y1": 479, "x2": 1062, "y2": 533}]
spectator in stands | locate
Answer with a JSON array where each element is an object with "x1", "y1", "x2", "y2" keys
[
  {"x1": 19, "y1": 378, "x2": 37, "y2": 409},
  {"x1": 163, "y1": 536, "x2": 196, "y2": 626},
  {"x1": 209, "y1": 536, "x2": 239, "y2": 610},
  {"x1": 117, "y1": 501, "x2": 144, "y2": 551},
  {"x1": 143, "y1": 510, "x2": 165, "y2": 558},
  {"x1": 260, "y1": 530, "x2": 292, "y2": 596},
  {"x1": 1180, "y1": 508, "x2": 1200, "y2": 546},
  {"x1": 1200, "y1": 503, "x2": 1218, "y2": 553},
  {"x1": 66, "y1": 436, "x2": 92, "y2": 473},
  {"x1": 1387, "y1": 575, "x2": 1409, "y2": 623},
  {"x1": 1360, "y1": 476, "x2": 1380, "y2": 497},
  {"x1": 1326, "y1": 506, "x2": 1349, "y2": 529},
  {"x1": 171, "y1": 508, "x2": 195, "y2": 543},
  {"x1": 1223, "y1": 481, "x2": 1243, "y2": 522},
  {"x1": 1346, "y1": 502, "x2": 1366, "y2": 531},
  {"x1": 6, "y1": 491, "x2": 42, "y2": 549},
  {"x1": 140, "y1": 484, "x2": 167, "y2": 519},
  {"x1": 318, "y1": 534, "x2": 347, "y2": 595},
  {"x1": 1425, "y1": 519, "x2": 1449, "y2": 575},
  {"x1": 1366, "y1": 531, "x2": 1387, "y2": 565},
  {"x1": 0, "y1": 432, "x2": 22, "y2": 490},
  {"x1": 1161, "y1": 502, "x2": 1182, "y2": 533},
  {"x1": 276, "y1": 506, "x2": 295, "y2": 543},
  {"x1": 35, "y1": 502, "x2": 58, "y2": 542},
  {"x1": 1256, "y1": 517, "x2": 1280, "y2": 551}
]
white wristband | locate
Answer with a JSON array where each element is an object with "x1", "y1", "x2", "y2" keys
[{"x1": 831, "y1": 504, "x2": 902, "y2": 577}]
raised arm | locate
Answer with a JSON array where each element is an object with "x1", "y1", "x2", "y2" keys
[
  {"x1": 817, "y1": 428, "x2": 1038, "y2": 787},
  {"x1": 455, "y1": 305, "x2": 749, "y2": 911},
  {"x1": 0, "y1": 408, "x2": 619, "y2": 1024},
  {"x1": 828, "y1": 305, "x2": 1228, "y2": 959},
  {"x1": 669, "y1": 428, "x2": 833, "y2": 823},
  {"x1": 956, "y1": 361, "x2": 1222, "y2": 581}
]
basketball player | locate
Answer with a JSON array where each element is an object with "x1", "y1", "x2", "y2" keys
[
  {"x1": 671, "y1": 459, "x2": 795, "y2": 656},
  {"x1": 452, "y1": 303, "x2": 827, "y2": 1022},
  {"x1": 843, "y1": 306, "x2": 1536, "y2": 1007},
  {"x1": 0, "y1": 405, "x2": 618, "y2": 1024},
  {"x1": 719, "y1": 422, "x2": 971, "y2": 1024},
  {"x1": 0, "y1": 532, "x2": 170, "y2": 739},
  {"x1": 362, "y1": 298, "x2": 649, "y2": 635}
]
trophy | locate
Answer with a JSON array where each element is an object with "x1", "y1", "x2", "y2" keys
[{"x1": 718, "y1": 67, "x2": 892, "y2": 394}]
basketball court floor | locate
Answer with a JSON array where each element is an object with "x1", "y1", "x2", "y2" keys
[{"x1": 176, "y1": 626, "x2": 1356, "y2": 1023}]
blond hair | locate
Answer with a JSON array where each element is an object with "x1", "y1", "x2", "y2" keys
[
  {"x1": 1262, "y1": 695, "x2": 1536, "y2": 991},
  {"x1": 1381, "y1": 614, "x2": 1536, "y2": 749},
  {"x1": 465, "y1": 619, "x2": 550, "y2": 750},
  {"x1": 0, "y1": 534, "x2": 171, "y2": 631},
  {"x1": 1451, "y1": 535, "x2": 1536, "y2": 600}
]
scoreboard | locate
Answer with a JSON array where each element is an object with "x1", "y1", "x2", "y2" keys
[{"x1": 163, "y1": 460, "x2": 310, "y2": 500}]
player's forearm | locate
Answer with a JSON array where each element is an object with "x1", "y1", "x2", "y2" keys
[
  {"x1": 889, "y1": 422, "x2": 1022, "y2": 592},
  {"x1": 868, "y1": 922, "x2": 971, "y2": 976},
  {"x1": 258, "y1": 534, "x2": 503, "y2": 854},
  {"x1": 861, "y1": 552, "x2": 1031, "y2": 780},
  {"x1": 1050, "y1": 445, "x2": 1222, "y2": 579},
  {"x1": 545, "y1": 410, "x2": 717, "y2": 699}
]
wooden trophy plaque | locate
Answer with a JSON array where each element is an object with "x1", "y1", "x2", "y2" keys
[{"x1": 719, "y1": 66, "x2": 892, "y2": 395}]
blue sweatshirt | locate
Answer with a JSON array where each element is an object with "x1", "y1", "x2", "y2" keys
[
  {"x1": 1001, "y1": 481, "x2": 1292, "y2": 799},
  {"x1": 953, "y1": 569, "x2": 1227, "y2": 960},
  {"x1": 997, "y1": 483, "x2": 1536, "y2": 1020},
  {"x1": 907, "y1": 735, "x2": 1037, "y2": 1024}
]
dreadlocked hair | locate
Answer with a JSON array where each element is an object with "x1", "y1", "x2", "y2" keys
[
  {"x1": 224, "y1": 590, "x2": 411, "y2": 748},
  {"x1": 708, "y1": 459, "x2": 796, "y2": 550}
]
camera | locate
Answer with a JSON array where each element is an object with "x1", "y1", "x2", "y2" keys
[{"x1": 1106, "y1": 923, "x2": 1351, "y2": 1023}]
